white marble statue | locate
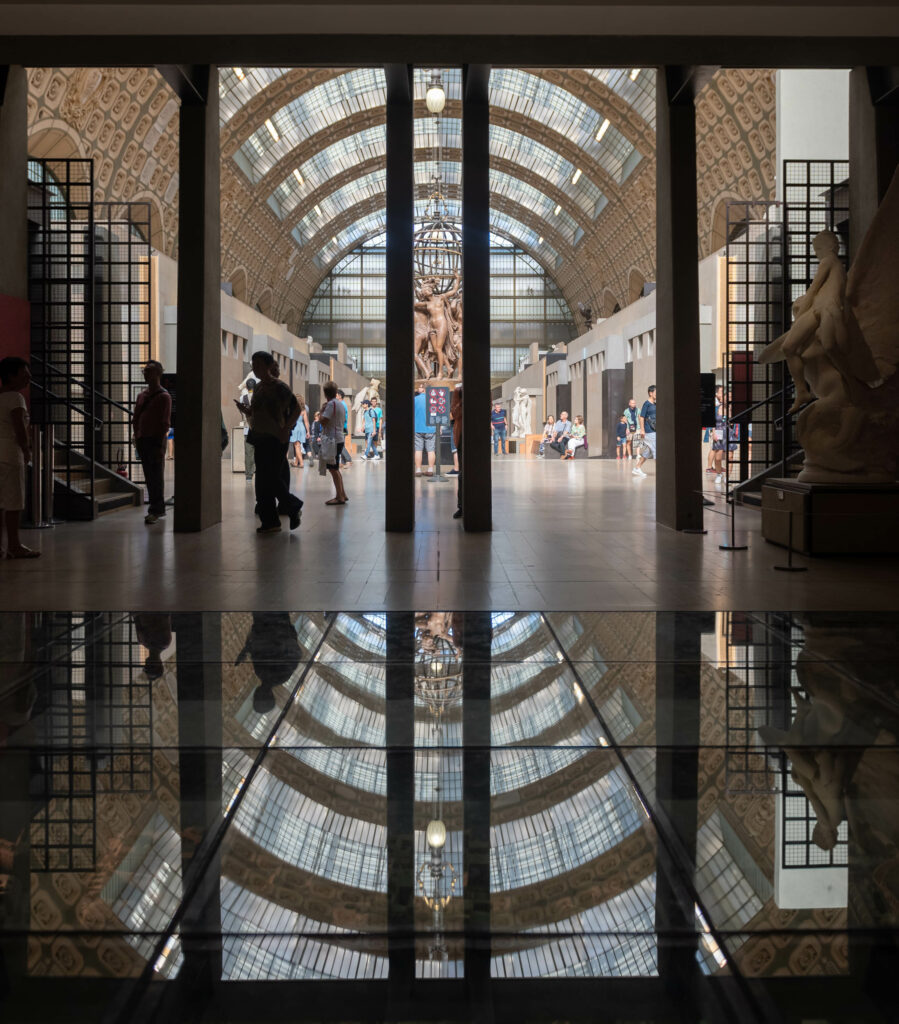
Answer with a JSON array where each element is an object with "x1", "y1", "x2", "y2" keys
[
  {"x1": 758, "y1": 167, "x2": 899, "y2": 484},
  {"x1": 511, "y1": 387, "x2": 532, "y2": 438},
  {"x1": 351, "y1": 378, "x2": 381, "y2": 435}
]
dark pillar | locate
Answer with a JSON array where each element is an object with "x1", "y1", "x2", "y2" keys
[
  {"x1": 654, "y1": 611, "x2": 702, "y2": 1017},
  {"x1": 0, "y1": 66, "x2": 28, "y2": 302},
  {"x1": 462, "y1": 65, "x2": 492, "y2": 532},
  {"x1": 462, "y1": 613, "x2": 492, "y2": 1019},
  {"x1": 601, "y1": 368, "x2": 625, "y2": 457},
  {"x1": 655, "y1": 67, "x2": 703, "y2": 532},
  {"x1": 385, "y1": 613, "x2": 415, "y2": 1006},
  {"x1": 169, "y1": 66, "x2": 221, "y2": 532},
  {"x1": 175, "y1": 613, "x2": 223, "y2": 1011},
  {"x1": 384, "y1": 65, "x2": 415, "y2": 532},
  {"x1": 849, "y1": 67, "x2": 899, "y2": 260}
]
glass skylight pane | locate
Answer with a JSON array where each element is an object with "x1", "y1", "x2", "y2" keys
[
  {"x1": 490, "y1": 69, "x2": 639, "y2": 184},
  {"x1": 237, "y1": 68, "x2": 387, "y2": 183},
  {"x1": 587, "y1": 67, "x2": 657, "y2": 128},
  {"x1": 219, "y1": 66, "x2": 292, "y2": 125}
]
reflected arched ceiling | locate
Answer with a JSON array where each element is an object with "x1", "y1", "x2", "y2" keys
[{"x1": 25, "y1": 66, "x2": 776, "y2": 335}]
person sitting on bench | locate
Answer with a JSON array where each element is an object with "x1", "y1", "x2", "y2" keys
[
  {"x1": 562, "y1": 415, "x2": 586, "y2": 460},
  {"x1": 548, "y1": 411, "x2": 572, "y2": 456}
]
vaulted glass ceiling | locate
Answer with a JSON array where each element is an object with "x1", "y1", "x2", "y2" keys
[{"x1": 220, "y1": 66, "x2": 655, "y2": 295}]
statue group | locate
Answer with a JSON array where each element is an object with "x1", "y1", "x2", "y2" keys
[
  {"x1": 759, "y1": 167, "x2": 899, "y2": 483},
  {"x1": 415, "y1": 269, "x2": 462, "y2": 381}
]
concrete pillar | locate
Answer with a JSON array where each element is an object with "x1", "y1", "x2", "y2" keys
[
  {"x1": 384, "y1": 65, "x2": 415, "y2": 532},
  {"x1": 654, "y1": 611, "x2": 703, "y2": 1008},
  {"x1": 462, "y1": 612, "x2": 492, "y2": 1019},
  {"x1": 849, "y1": 67, "x2": 899, "y2": 260},
  {"x1": 462, "y1": 65, "x2": 492, "y2": 532},
  {"x1": 385, "y1": 613, "x2": 415, "y2": 1005},
  {"x1": 0, "y1": 67, "x2": 28, "y2": 302},
  {"x1": 174, "y1": 67, "x2": 222, "y2": 532},
  {"x1": 655, "y1": 68, "x2": 703, "y2": 532}
]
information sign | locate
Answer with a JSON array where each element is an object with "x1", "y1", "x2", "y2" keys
[{"x1": 426, "y1": 386, "x2": 451, "y2": 427}]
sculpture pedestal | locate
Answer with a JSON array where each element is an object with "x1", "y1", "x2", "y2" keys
[{"x1": 761, "y1": 478, "x2": 899, "y2": 554}]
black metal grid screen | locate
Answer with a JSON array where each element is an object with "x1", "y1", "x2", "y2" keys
[
  {"x1": 724, "y1": 201, "x2": 792, "y2": 489},
  {"x1": 27, "y1": 159, "x2": 96, "y2": 500},
  {"x1": 27, "y1": 160, "x2": 152, "y2": 513},
  {"x1": 724, "y1": 611, "x2": 791, "y2": 794},
  {"x1": 93, "y1": 202, "x2": 152, "y2": 482},
  {"x1": 29, "y1": 613, "x2": 153, "y2": 872}
]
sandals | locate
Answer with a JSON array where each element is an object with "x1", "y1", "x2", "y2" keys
[{"x1": 326, "y1": 498, "x2": 347, "y2": 505}]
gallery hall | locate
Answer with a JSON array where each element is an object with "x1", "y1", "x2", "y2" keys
[{"x1": 1, "y1": 3, "x2": 898, "y2": 1022}]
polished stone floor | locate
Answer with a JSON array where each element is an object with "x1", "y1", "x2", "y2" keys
[
  {"x1": 2, "y1": 459, "x2": 898, "y2": 611},
  {"x1": 1, "y1": 610, "x2": 896, "y2": 1023}
]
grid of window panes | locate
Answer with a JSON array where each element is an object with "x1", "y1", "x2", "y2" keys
[
  {"x1": 235, "y1": 68, "x2": 387, "y2": 183},
  {"x1": 232, "y1": 758, "x2": 388, "y2": 892},
  {"x1": 302, "y1": 236, "x2": 575, "y2": 377},
  {"x1": 220, "y1": 881, "x2": 386, "y2": 980},
  {"x1": 492, "y1": 875, "x2": 658, "y2": 978},
  {"x1": 490, "y1": 766, "x2": 643, "y2": 890},
  {"x1": 219, "y1": 66, "x2": 292, "y2": 125},
  {"x1": 588, "y1": 68, "x2": 657, "y2": 127},
  {"x1": 491, "y1": 747, "x2": 588, "y2": 795},
  {"x1": 490, "y1": 68, "x2": 640, "y2": 183},
  {"x1": 491, "y1": 669, "x2": 604, "y2": 746}
]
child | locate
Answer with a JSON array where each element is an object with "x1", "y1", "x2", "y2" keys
[{"x1": 616, "y1": 416, "x2": 628, "y2": 459}]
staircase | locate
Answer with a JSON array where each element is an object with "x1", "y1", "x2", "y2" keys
[{"x1": 53, "y1": 443, "x2": 143, "y2": 520}]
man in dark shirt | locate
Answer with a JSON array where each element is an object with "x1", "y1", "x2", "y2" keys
[
  {"x1": 490, "y1": 402, "x2": 507, "y2": 455},
  {"x1": 633, "y1": 385, "x2": 656, "y2": 478},
  {"x1": 132, "y1": 359, "x2": 172, "y2": 524}
]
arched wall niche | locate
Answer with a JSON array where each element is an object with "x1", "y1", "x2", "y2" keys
[
  {"x1": 627, "y1": 268, "x2": 646, "y2": 305},
  {"x1": 229, "y1": 268, "x2": 248, "y2": 303}
]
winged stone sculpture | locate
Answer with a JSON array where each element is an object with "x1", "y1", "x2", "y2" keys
[{"x1": 758, "y1": 167, "x2": 899, "y2": 483}]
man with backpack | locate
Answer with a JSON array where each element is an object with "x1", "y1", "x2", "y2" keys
[{"x1": 132, "y1": 359, "x2": 172, "y2": 524}]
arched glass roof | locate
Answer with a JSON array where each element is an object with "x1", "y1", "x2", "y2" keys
[{"x1": 267, "y1": 119, "x2": 607, "y2": 226}]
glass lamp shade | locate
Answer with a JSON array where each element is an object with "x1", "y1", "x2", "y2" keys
[
  {"x1": 426, "y1": 86, "x2": 446, "y2": 114},
  {"x1": 426, "y1": 818, "x2": 447, "y2": 849}
]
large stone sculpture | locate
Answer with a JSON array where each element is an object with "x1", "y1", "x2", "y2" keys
[
  {"x1": 511, "y1": 387, "x2": 532, "y2": 438},
  {"x1": 351, "y1": 378, "x2": 381, "y2": 435},
  {"x1": 758, "y1": 168, "x2": 899, "y2": 483},
  {"x1": 414, "y1": 270, "x2": 462, "y2": 381}
]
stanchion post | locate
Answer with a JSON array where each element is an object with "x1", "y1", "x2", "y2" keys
[
  {"x1": 27, "y1": 425, "x2": 51, "y2": 529},
  {"x1": 718, "y1": 482, "x2": 747, "y2": 551},
  {"x1": 773, "y1": 508, "x2": 808, "y2": 572}
]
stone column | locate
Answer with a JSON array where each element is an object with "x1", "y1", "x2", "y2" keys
[
  {"x1": 654, "y1": 611, "x2": 703, "y2": 1009},
  {"x1": 655, "y1": 68, "x2": 702, "y2": 532},
  {"x1": 0, "y1": 67, "x2": 28, "y2": 303},
  {"x1": 462, "y1": 612, "x2": 492, "y2": 1018},
  {"x1": 174, "y1": 612, "x2": 223, "y2": 1003},
  {"x1": 172, "y1": 66, "x2": 222, "y2": 532},
  {"x1": 462, "y1": 65, "x2": 492, "y2": 532},
  {"x1": 384, "y1": 65, "x2": 415, "y2": 532},
  {"x1": 385, "y1": 612, "x2": 415, "y2": 1006},
  {"x1": 849, "y1": 67, "x2": 899, "y2": 260}
]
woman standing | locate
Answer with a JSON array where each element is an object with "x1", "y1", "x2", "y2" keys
[
  {"x1": 320, "y1": 381, "x2": 348, "y2": 506},
  {"x1": 289, "y1": 396, "x2": 310, "y2": 468},
  {"x1": 537, "y1": 415, "x2": 554, "y2": 458},
  {"x1": 0, "y1": 358, "x2": 39, "y2": 558}
]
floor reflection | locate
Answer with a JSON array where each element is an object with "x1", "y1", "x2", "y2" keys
[{"x1": 0, "y1": 610, "x2": 897, "y2": 1021}]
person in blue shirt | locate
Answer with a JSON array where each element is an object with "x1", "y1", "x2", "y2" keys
[
  {"x1": 370, "y1": 397, "x2": 383, "y2": 459},
  {"x1": 414, "y1": 385, "x2": 436, "y2": 476},
  {"x1": 616, "y1": 416, "x2": 629, "y2": 459},
  {"x1": 633, "y1": 385, "x2": 656, "y2": 478},
  {"x1": 361, "y1": 400, "x2": 376, "y2": 460},
  {"x1": 491, "y1": 402, "x2": 507, "y2": 455},
  {"x1": 336, "y1": 389, "x2": 352, "y2": 464}
]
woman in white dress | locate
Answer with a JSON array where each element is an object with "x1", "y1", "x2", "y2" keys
[{"x1": 0, "y1": 358, "x2": 39, "y2": 558}]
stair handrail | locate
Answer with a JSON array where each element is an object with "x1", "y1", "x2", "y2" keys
[
  {"x1": 29, "y1": 354, "x2": 134, "y2": 419},
  {"x1": 29, "y1": 378, "x2": 103, "y2": 430}
]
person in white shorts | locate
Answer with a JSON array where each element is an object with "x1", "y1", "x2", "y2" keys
[
  {"x1": 0, "y1": 357, "x2": 39, "y2": 558},
  {"x1": 633, "y1": 385, "x2": 656, "y2": 478}
]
